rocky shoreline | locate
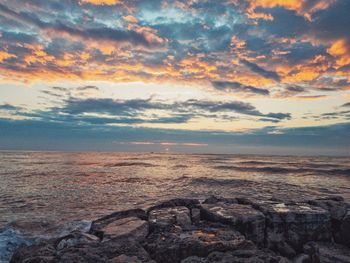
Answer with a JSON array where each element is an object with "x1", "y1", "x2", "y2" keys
[{"x1": 10, "y1": 195, "x2": 350, "y2": 263}]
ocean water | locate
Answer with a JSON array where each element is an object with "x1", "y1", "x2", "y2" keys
[{"x1": 0, "y1": 151, "x2": 350, "y2": 261}]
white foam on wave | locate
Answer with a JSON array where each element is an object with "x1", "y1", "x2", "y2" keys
[
  {"x1": 0, "y1": 227, "x2": 31, "y2": 263},
  {"x1": 0, "y1": 220, "x2": 92, "y2": 263}
]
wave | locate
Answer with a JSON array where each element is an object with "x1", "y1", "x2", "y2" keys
[
  {"x1": 189, "y1": 177, "x2": 253, "y2": 187},
  {"x1": 214, "y1": 165, "x2": 350, "y2": 176},
  {"x1": 0, "y1": 227, "x2": 30, "y2": 263},
  {"x1": 104, "y1": 162, "x2": 158, "y2": 168}
]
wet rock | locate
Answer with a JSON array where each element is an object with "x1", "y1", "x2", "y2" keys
[
  {"x1": 56, "y1": 231, "x2": 100, "y2": 251},
  {"x1": 93, "y1": 209, "x2": 147, "y2": 228},
  {"x1": 203, "y1": 196, "x2": 237, "y2": 205},
  {"x1": 181, "y1": 249, "x2": 290, "y2": 263},
  {"x1": 144, "y1": 226, "x2": 253, "y2": 263},
  {"x1": 303, "y1": 242, "x2": 350, "y2": 263},
  {"x1": 149, "y1": 206, "x2": 192, "y2": 229},
  {"x1": 253, "y1": 201, "x2": 331, "y2": 254},
  {"x1": 337, "y1": 210, "x2": 350, "y2": 247},
  {"x1": 200, "y1": 202, "x2": 265, "y2": 245},
  {"x1": 10, "y1": 240, "x2": 56, "y2": 263},
  {"x1": 191, "y1": 208, "x2": 201, "y2": 224},
  {"x1": 147, "y1": 198, "x2": 200, "y2": 212},
  {"x1": 102, "y1": 217, "x2": 149, "y2": 242},
  {"x1": 11, "y1": 236, "x2": 153, "y2": 263},
  {"x1": 308, "y1": 196, "x2": 347, "y2": 221}
]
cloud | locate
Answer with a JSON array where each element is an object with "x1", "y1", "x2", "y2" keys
[
  {"x1": 0, "y1": 3, "x2": 163, "y2": 48},
  {"x1": 211, "y1": 81, "x2": 270, "y2": 95},
  {"x1": 80, "y1": 0, "x2": 120, "y2": 5},
  {"x1": 240, "y1": 59, "x2": 280, "y2": 81},
  {"x1": 0, "y1": 103, "x2": 21, "y2": 111},
  {"x1": 342, "y1": 102, "x2": 350, "y2": 108}
]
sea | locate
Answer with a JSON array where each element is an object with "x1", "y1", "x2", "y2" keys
[{"x1": 0, "y1": 151, "x2": 349, "y2": 262}]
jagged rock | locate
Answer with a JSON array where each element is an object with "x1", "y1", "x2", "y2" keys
[
  {"x1": 11, "y1": 236, "x2": 153, "y2": 263},
  {"x1": 200, "y1": 202, "x2": 265, "y2": 245},
  {"x1": 181, "y1": 249, "x2": 290, "y2": 263},
  {"x1": 10, "y1": 240, "x2": 56, "y2": 263},
  {"x1": 308, "y1": 196, "x2": 347, "y2": 221},
  {"x1": 191, "y1": 208, "x2": 201, "y2": 224},
  {"x1": 56, "y1": 231, "x2": 100, "y2": 251},
  {"x1": 148, "y1": 206, "x2": 192, "y2": 229},
  {"x1": 253, "y1": 201, "x2": 331, "y2": 254},
  {"x1": 144, "y1": 226, "x2": 254, "y2": 263},
  {"x1": 10, "y1": 195, "x2": 349, "y2": 263},
  {"x1": 147, "y1": 198, "x2": 200, "y2": 212},
  {"x1": 203, "y1": 196, "x2": 237, "y2": 205},
  {"x1": 102, "y1": 217, "x2": 149, "y2": 242},
  {"x1": 303, "y1": 242, "x2": 350, "y2": 263},
  {"x1": 337, "y1": 210, "x2": 350, "y2": 247}
]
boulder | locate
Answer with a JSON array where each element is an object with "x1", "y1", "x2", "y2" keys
[
  {"x1": 147, "y1": 198, "x2": 200, "y2": 212},
  {"x1": 337, "y1": 210, "x2": 350, "y2": 247},
  {"x1": 303, "y1": 242, "x2": 350, "y2": 263},
  {"x1": 181, "y1": 249, "x2": 290, "y2": 263},
  {"x1": 11, "y1": 236, "x2": 153, "y2": 263},
  {"x1": 56, "y1": 231, "x2": 100, "y2": 251},
  {"x1": 102, "y1": 217, "x2": 149, "y2": 242},
  {"x1": 148, "y1": 206, "x2": 192, "y2": 229},
  {"x1": 144, "y1": 226, "x2": 254, "y2": 263},
  {"x1": 253, "y1": 201, "x2": 331, "y2": 254},
  {"x1": 200, "y1": 202, "x2": 265, "y2": 245}
]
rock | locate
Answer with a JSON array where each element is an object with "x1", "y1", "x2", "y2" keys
[
  {"x1": 303, "y1": 242, "x2": 350, "y2": 263},
  {"x1": 11, "y1": 236, "x2": 153, "y2": 263},
  {"x1": 203, "y1": 196, "x2": 237, "y2": 205},
  {"x1": 181, "y1": 249, "x2": 290, "y2": 263},
  {"x1": 149, "y1": 206, "x2": 192, "y2": 229},
  {"x1": 308, "y1": 197, "x2": 347, "y2": 221},
  {"x1": 200, "y1": 202, "x2": 265, "y2": 245},
  {"x1": 275, "y1": 241, "x2": 296, "y2": 258},
  {"x1": 191, "y1": 208, "x2": 201, "y2": 224},
  {"x1": 10, "y1": 240, "x2": 57, "y2": 263},
  {"x1": 93, "y1": 209, "x2": 147, "y2": 227},
  {"x1": 56, "y1": 231, "x2": 100, "y2": 251},
  {"x1": 337, "y1": 210, "x2": 350, "y2": 247},
  {"x1": 253, "y1": 201, "x2": 331, "y2": 254},
  {"x1": 102, "y1": 217, "x2": 149, "y2": 242},
  {"x1": 147, "y1": 198, "x2": 200, "y2": 212},
  {"x1": 144, "y1": 226, "x2": 254, "y2": 263}
]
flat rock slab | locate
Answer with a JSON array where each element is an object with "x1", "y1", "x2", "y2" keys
[
  {"x1": 200, "y1": 202, "x2": 265, "y2": 245},
  {"x1": 149, "y1": 206, "x2": 191, "y2": 228},
  {"x1": 144, "y1": 226, "x2": 253, "y2": 263},
  {"x1": 102, "y1": 217, "x2": 149, "y2": 242}
]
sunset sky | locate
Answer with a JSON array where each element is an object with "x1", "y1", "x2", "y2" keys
[{"x1": 0, "y1": 0, "x2": 349, "y2": 155}]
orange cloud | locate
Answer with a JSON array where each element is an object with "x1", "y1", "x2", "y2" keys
[
  {"x1": 248, "y1": 0, "x2": 336, "y2": 20},
  {"x1": 0, "y1": 51, "x2": 16, "y2": 62},
  {"x1": 80, "y1": 0, "x2": 119, "y2": 5},
  {"x1": 123, "y1": 15, "x2": 138, "y2": 24},
  {"x1": 327, "y1": 39, "x2": 350, "y2": 68}
]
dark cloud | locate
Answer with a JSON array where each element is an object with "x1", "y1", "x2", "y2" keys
[
  {"x1": 0, "y1": 103, "x2": 21, "y2": 111},
  {"x1": 311, "y1": 1, "x2": 350, "y2": 42},
  {"x1": 342, "y1": 102, "x2": 350, "y2": 108},
  {"x1": 76, "y1": 86, "x2": 99, "y2": 91},
  {"x1": 240, "y1": 59, "x2": 280, "y2": 81},
  {"x1": 0, "y1": 3, "x2": 162, "y2": 48},
  {"x1": 211, "y1": 81, "x2": 270, "y2": 95}
]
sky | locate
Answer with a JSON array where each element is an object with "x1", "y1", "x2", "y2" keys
[{"x1": 0, "y1": 0, "x2": 349, "y2": 155}]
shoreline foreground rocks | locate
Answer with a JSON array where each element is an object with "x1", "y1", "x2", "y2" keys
[{"x1": 10, "y1": 195, "x2": 350, "y2": 263}]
